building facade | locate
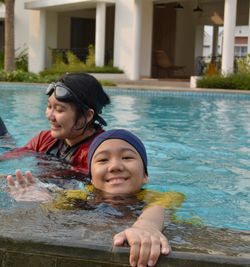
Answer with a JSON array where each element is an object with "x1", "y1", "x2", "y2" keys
[{"x1": 1, "y1": 0, "x2": 250, "y2": 80}]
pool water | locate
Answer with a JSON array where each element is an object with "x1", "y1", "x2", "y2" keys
[{"x1": 0, "y1": 85, "x2": 250, "y2": 231}]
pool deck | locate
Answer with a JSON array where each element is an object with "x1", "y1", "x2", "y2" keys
[
  {"x1": 1, "y1": 74, "x2": 250, "y2": 94},
  {"x1": 91, "y1": 73, "x2": 250, "y2": 94},
  {"x1": 0, "y1": 204, "x2": 249, "y2": 267}
]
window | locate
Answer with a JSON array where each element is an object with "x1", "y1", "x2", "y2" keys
[{"x1": 234, "y1": 46, "x2": 247, "y2": 57}]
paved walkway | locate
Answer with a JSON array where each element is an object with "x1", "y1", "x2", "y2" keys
[
  {"x1": 91, "y1": 73, "x2": 190, "y2": 90},
  {"x1": 92, "y1": 73, "x2": 250, "y2": 94}
]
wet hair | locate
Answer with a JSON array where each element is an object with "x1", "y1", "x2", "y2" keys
[
  {"x1": 88, "y1": 129, "x2": 148, "y2": 177},
  {"x1": 57, "y1": 72, "x2": 110, "y2": 128}
]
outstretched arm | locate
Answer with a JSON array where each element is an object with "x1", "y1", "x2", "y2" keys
[
  {"x1": 113, "y1": 205, "x2": 170, "y2": 267},
  {"x1": 6, "y1": 169, "x2": 52, "y2": 202}
]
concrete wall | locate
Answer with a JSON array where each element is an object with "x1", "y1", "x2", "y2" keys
[
  {"x1": 0, "y1": 3, "x2": 5, "y2": 19},
  {"x1": 15, "y1": 0, "x2": 30, "y2": 56},
  {"x1": 113, "y1": 0, "x2": 153, "y2": 79},
  {"x1": 175, "y1": 2, "x2": 197, "y2": 75},
  {"x1": 46, "y1": 11, "x2": 58, "y2": 68},
  {"x1": 58, "y1": 9, "x2": 95, "y2": 49},
  {"x1": 113, "y1": 0, "x2": 134, "y2": 78},
  {"x1": 1, "y1": 236, "x2": 248, "y2": 267},
  {"x1": 140, "y1": 0, "x2": 153, "y2": 78}
]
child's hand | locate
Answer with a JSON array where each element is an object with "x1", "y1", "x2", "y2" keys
[
  {"x1": 6, "y1": 169, "x2": 52, "y2": 202},
  {"x1": 113, "y1": 224, "x2": 170, "y2": 267}
]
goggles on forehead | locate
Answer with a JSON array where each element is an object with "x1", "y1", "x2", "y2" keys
[{"x1": 45, "y1": 82, "x2": 89, "y2": 111}]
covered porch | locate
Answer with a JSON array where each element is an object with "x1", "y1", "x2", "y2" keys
[{"x1": 24, "y1": 0, "x2": 250, "y2": 80}]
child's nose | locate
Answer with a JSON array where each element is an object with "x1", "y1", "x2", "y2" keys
[
  {"x1": 108, "y1": 158, "x2": 124, "y2": 172},
  {"x1": 46, "y1": 109, "x2": 55, "y2": 120}
]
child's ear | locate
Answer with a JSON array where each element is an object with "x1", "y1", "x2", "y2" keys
[
  {"x1": 86, "y1": 108, "x2": 95, "y2": 124},
  {"x1": 142, "y1": 174, "x2": 148, "y2": 184}
]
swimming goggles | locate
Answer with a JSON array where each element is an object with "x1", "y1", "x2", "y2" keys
[{"x1": 45, "y1": 82, "x2": 90, "y2": 111}]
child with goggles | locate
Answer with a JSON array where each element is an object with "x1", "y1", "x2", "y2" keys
[
  {"x1": 0, "y1": 73, "x2": 110, "y2": 174},
  {"x1": 6, "y1": 129, "x2": 185, "y2": 267}
]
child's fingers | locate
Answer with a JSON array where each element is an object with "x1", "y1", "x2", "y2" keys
[
  {"x1": 15, "y1": 169, "x2": 27, "y2": 188},
  {"x1": 160, "y1": 236, "x2": 171, "y2": 255},
  {"x1": 25, "y1": 171, "x2": 35, "y2": 185},
  {"x1": 113, "y1": 231, "x2": 126, "y2": 246},
  {"x1": 6, "y1": 175, "x2": 15, "y2": 187}
]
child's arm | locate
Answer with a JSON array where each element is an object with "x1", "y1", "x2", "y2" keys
[{"x1": 113, "y1": 205, "x2": 170, "y2": 267}]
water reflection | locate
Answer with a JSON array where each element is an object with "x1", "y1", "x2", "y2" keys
[{"x1": 1, "y1": 88, "x2": 250, "y2": 230}]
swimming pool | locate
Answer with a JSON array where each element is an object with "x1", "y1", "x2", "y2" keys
[{"x1": 0, "y1": 84, "x2": 250, "y2": 231}]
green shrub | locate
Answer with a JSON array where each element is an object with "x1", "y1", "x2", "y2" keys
[
  {"x1": 86, "y1": 44, "x2": 95, "y2": 67},
  {"x1": 0, "y1": 48, "x2": 28, "y2": 71},
  {"x1": 66, "y1": 50, "x2": 85, "y2": 66},
  {"x1": 51, "y1": 49, "x2": 66, "y2": 66},
  {"x1": 236, "y1": 54, "x2": 250, "y2": 74},
  {"x1": 37, "y1": 74, "x2": 62, "y2": 83},
  {"x1": 0, "y1": 69, "x2": 116, "y2": 86},
  {"x1": 99, "y1": 80, "x2": 116, "y2": 86},
  {"x1": 40, "y1": 65, "x2": 122, "y2": 76},
  {"x1": 197, "y1": 73, "x2": 250, "y2": 90},
  {"x1": 15, "y1": 48, "x2": 28, "y2": 71},
  {"x1": 0, "y1": 52, "x2": 4, "y2": 69},
  {"x1": 0, "y1": 70, "x2": 39, "y2": 82},
  {"x1": 42, "y1": 44, "x2": 122, "y2": 75}
]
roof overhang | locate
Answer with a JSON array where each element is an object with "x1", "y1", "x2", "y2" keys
[{"x1": 25, "y1": 0, "x2": 115, "y2": 11}]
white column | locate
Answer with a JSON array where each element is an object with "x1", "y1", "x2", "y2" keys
[
  {"x1": 28, "y1": 10, "x2": 46, "y2": 73},
  {"x1": 221, "y1": 0, "x2": 237, "y2": 75},
  {"x1": 248, "y1": 0, "x2": 250, "y2": 53},
  {"x1": 46, "y1": 11, "x2": 58, "y2": 68},
  {"x1": 140, "y1": 0, "x2": 153, "y2": 77},
  {"x1": 212, "y1": 25, "x2": 219, "y2": 58},
  {"x1": 131, "y1": 0, "x2": 142, "y2": 80},
  {"x1": 95, "y1": 2, "x2": 106, "y2": 67}
]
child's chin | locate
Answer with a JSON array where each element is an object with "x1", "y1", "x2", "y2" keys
[
  {"x1": 106, "y1": 189, "x2": 132, "y2": 196},
  {"x1": 50, "y1": 130, "x2": 62, "y2": 138}
]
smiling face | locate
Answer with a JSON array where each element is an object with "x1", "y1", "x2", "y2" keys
[
  {"x1": 90, "y1": 139, "x2": 148, "y2": 195},
  {"x1": 45, "y1": 94, "x2": 88, "y2": 146}
]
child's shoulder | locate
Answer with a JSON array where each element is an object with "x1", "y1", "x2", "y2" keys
[{"x1": 136, "y1": 189, "x2": 185, "y2": 208}]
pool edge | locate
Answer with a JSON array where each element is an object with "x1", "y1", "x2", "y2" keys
[{"x1": 0, "y1": 236, "x2": 249, "y2": 267}]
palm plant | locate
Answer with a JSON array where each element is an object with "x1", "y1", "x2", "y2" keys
[{"x1": 0, "y1": 0, "x2": 15, "y2": 72}]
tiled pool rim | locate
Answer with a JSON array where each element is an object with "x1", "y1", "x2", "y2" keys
[
  {"x1": 0, "y1": 235, "x2": 249, "y2": 267},
  {"x1": 1, "y1": 83, "x2": 250, "y2": 266},
  {"x1": 1, "y1": 82, "x2": 250, "y2": 99}
]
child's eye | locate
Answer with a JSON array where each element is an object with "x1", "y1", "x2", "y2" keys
[
  {"x1": 96, "y1": 158, "x2": 108, "y2": 163},
  {"x1": 55, "y1": 107, "x2": 65, "y2": 113},
  {"x1": 122, "y1": 155, "x2": 134, "y2": 160}
]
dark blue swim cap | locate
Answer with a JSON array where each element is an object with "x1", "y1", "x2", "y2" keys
[{"x1": 88, "y1": 129, "x2": 148, "y2": 176}]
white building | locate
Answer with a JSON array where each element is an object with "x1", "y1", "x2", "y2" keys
[
  {"x1": 0, "y1": 0, "x2": 249, "y2": 80},
  {"x1": 203, "y1": 25, "x2": 249, "y2": 58}
]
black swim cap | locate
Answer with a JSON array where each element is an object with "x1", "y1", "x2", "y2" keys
[{"x1": 59, "y1": 73, "x2": 110, "y2": 126}]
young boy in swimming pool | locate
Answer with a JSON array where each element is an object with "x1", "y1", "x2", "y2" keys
[{"x1": 7, "y1": 129, "x2": 185, "y2": 267}]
